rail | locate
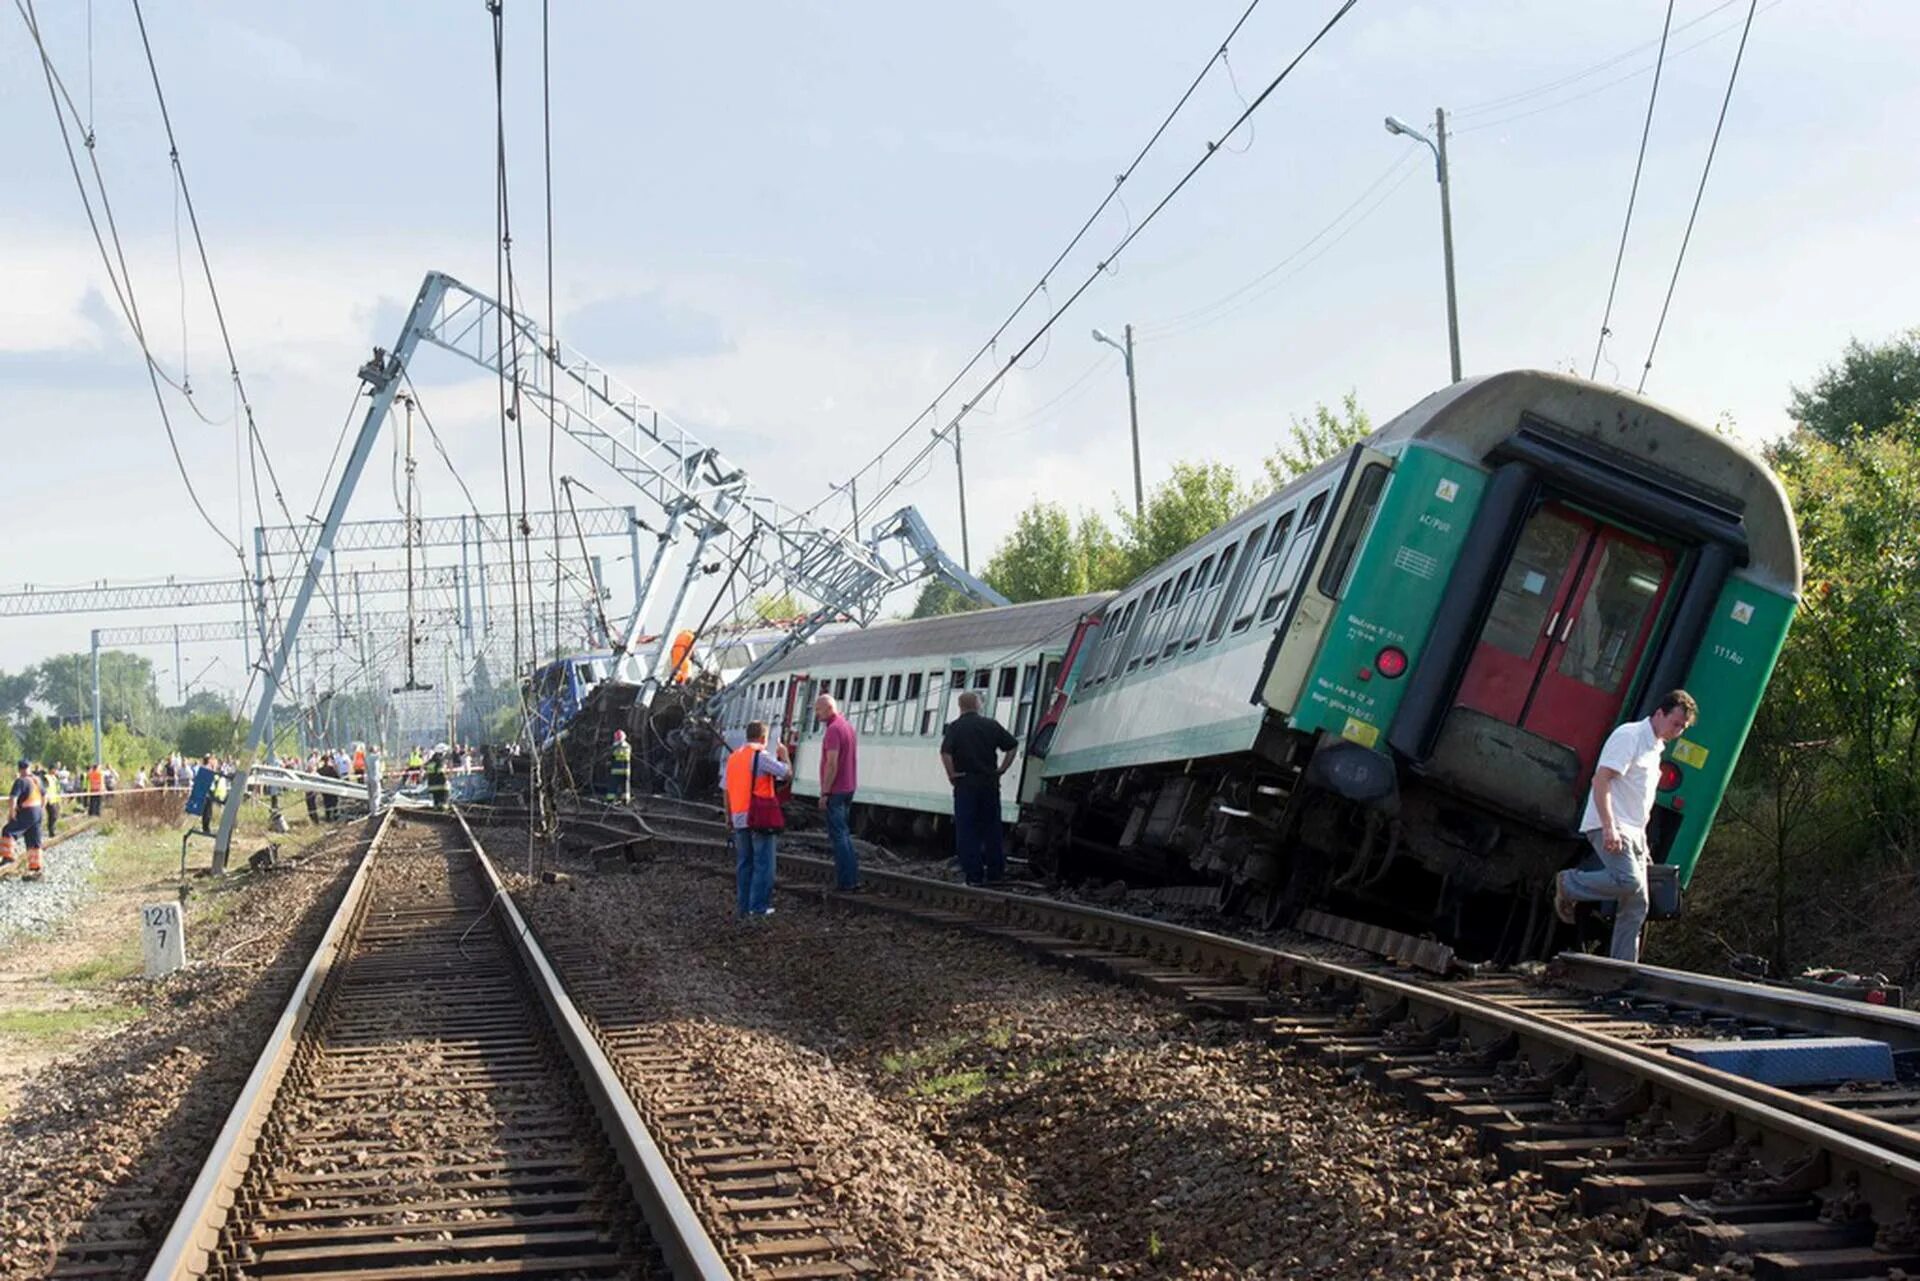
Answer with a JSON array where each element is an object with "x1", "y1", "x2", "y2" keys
[{"x1": 145, "y1": 808, "x2": 731, "y2": 1281}]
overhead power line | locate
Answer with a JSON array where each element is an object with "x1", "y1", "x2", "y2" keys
[
  {"x1": 15, "y1": 0, "x2": 240, "y2": 558},
  {"x1": 1590, "y1": 0, "x2": 1678, "y2": 382},
  {"x1": 1637, "y1": 0, "x2": 1760, "y2": 393},
  {"x1": 814, "y1": 0, "x2": 1272, "y2": 522},
  {"x1": 842, "y1": 0, "x2": 1365, "y2": 527}
]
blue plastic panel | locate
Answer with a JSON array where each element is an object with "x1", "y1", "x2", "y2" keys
[{"x1": 1667, "y1": 1036, "x2": 1895, "y2": 1086}]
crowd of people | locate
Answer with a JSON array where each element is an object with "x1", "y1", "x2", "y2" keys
[{"x1": 716, "y1": 688, "x2": 1020, "y2": 923}]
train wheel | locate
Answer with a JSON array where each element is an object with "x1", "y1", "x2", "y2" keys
[
  {"x1": 1260, "y1": 885, "x2": 1293, "y2": 932},
  {"x1": 1216, "y1": 876, "x2": 1250, "y2": 918}
]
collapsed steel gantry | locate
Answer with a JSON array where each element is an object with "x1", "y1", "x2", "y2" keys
[{"x1": 213, "y1": 268, "x2": 1003, "y2": 868}]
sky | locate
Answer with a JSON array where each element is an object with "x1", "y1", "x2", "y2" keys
[{"x1": 1, "y1": 0, "x2": 1916, "y2": 708}]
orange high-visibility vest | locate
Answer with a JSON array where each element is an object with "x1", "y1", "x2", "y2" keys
[
  {"x1": 16, "y1": 775, "x2": 43, "y2": 808},
  {"x1": 670, "y1": 629, "x2": 695, "y2": 684},
  {"x1": 724, "y1": 744, "x2": 777, "y2": 819},
  {"x1": 353, "y1": 749, "x2": 366, "y2": 775},
  {"x1": 86, "y1": 766, "x2": 103, "y2": 793}
]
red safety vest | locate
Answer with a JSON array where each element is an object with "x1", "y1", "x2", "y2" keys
[{"x1": 724, "y1": 744, "x2": 777, "y2": 819}]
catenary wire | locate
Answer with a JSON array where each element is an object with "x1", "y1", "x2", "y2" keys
[
  {"x1": 1636, "y1": 0, "x2": 1760, "y2": 393},
  {"x1": 846, "y1": 0, "x2": 1365, "y2": 528},
  {"x1": 1453, "y1": 0, "x2": 1743, "y2": 118},
  {"x1": 15, "y1": 0, "x2": 240, "y2": 559},
  {"x1": 806, "y1": 0, "x2": 1272, "y2": 522},
  {"x1": 1453, "y1": 0, "x2": 1784, "y2": 137},
  {"x1": 1590, "y1": 0, "x2": 1677, "y2": 382}
]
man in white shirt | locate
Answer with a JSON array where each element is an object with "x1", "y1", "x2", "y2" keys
[{"x1": 1554, "y1": 689, "x2": 1699, "y2": 962}]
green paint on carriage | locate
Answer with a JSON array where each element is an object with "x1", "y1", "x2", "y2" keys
[
  {"x1": 1656, "y1": 579, "x2": 1795, "y2": 885},
  {"x1": 1287, "y1": 446, "x2": 1489, "y2": 745}
]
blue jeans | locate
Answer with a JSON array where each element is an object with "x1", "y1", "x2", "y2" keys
[
  {"x1": 951, "y1": 785, "x2": 1004, "y2": 884},
  {"x1": 735, "y1": 829, "x2": 777, "y2": 915},
  {"x1": 824, "y1": 793, "x2": 859, "y2": 889},
  {"x1": 1559, "y1": 829, "x2": 1651, "y2": 962}
]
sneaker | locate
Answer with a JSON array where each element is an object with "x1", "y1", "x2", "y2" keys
[{"x1": 1552, "y1": 873, "x2": 1578, "y2": 925}]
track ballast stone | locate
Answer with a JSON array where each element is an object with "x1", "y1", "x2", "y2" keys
[{"x1": 520, "y1": 855, "x2": 1725, "y2": 1279}]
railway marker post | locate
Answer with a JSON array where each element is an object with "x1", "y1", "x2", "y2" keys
[{"x1": 141, "y1": 901, "x2": 187, "y2": 977}]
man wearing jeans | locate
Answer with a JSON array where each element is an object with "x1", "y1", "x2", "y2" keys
[
  {"x1": 940, "y1": 690, "x2": 1018, "y2": 886},
  {"x1": 1555, "y1": 689, "x2": 1698, "y2": 962},
  {"x1": 725, "y1": 721, "x2": 790, "y2": 918},
  {"x1": 814, "y1": 693, "x2": 861, "y2": 890}
]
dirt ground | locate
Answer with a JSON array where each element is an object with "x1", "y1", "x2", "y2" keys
[{"x1": 0, "y1": 803, "x2": 338, "y2": 1118}]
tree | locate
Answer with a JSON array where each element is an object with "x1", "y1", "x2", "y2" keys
[
  {"x1": 178, "y1": 713, "x2": 244, "y2": 760},
  {"x1": 0, "y1": 669, "x2": 34, "y2": 724},
  {"x1": 33, "y1": 651, "x2": 162, "y2": 732},
  {"x1": 984, "y1": 503, "x2": 1087, "y2": 603},
  {"x1": 1118, "y1": 461, "x2": 1254, "y2": 580},
  {"x1": 1788, "y1": 328, "x2": 1920, "y2": 445},
  {"x1": 1077, "y1": 512, "x2": 1131, "y2": 591},
  {"x1": 734, "y1": 590, "x2": 801, "y2": 625},
  {"x1": 1769, "y1": 410, "x2": 1920, "y2": 854},
  {"x1": 908, "y1": 579, "x2": 985, "y2": 619},
  {"x1": 1263, "y1": 393, "x2": 1372, "y2": 490}
]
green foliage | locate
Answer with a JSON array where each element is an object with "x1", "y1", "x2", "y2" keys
[
  {"x1": 1767, "y1": 411, "x2": 1920, "y2": 853},
  {"x1": 1787, "y1": 327, "x2": 1920, "y2": 445},
  {"x1": 984, "y1": 503, "x2": 1089, "y2": 603},
  {"x1": 1262, "y1": 393, "x2": 1372, "y2": 490},
  {"x1": 35, "y1": 651, "x2": 162, "y2": 732},
  {"x1": 735, "y1": 590, "x2": 801, "y2": 624},
  {"x1": 0, "y1": 670, "x2": 34, "y2": 723},
  {"x1": 1117, "y1": 461, "x2": 1255, "y2": 581},
  {"x1": 178, "y1": 712, "x2": 244, "y2": 760},
  {"x1": 909, "y1": 580, "x2": 986, "y2": 619}
]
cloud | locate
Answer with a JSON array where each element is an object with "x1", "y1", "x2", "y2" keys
[{"x1": 561, "y1": 292, "x2": 735, "y2": 365}]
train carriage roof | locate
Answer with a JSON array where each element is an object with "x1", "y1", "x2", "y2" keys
[
  {"x1": 758, "y1": 591, "x2": 1112, "y2": 677},
  {"x1": 1380, "y1": 371, "x2": 1801, "y2": 596}
]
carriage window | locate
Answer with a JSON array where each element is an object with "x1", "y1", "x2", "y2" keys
[
  {"x1": 887, "y1": 673, "x2": 903, "y2": 703},
  {"x1": 1209, "y1": 525, "x2": 1260, "y2": 642},
  {"x1": 997, "y1": 666, "x2": 1018, "y2": 698},
  {"x1": 921, "y1": 671, "x2": 944, "y2": 735},
  {"x1": 1157, "y1": 568, "x2": 1196, "y2": 659},
  {"x1": 833, "y1": 677, "x2": 847, "y2": 701},
  {"x1": 973, "y1": 668, "x2": 993, "y2": 689},
  {"x1": 1263, "y1": 497, "x2": 1327, "y2": 621},
  {"x1": 1098, "y1": 599, "x2": 1136, "y2": 683},
  {"x1": 1317, "y1": 463, "x2": 1389, "y2": 598},
  {"x1": 850, "y1": 676, "x2": 865, "y2": 703},
  {"x1": 1014, "y1": 664, "x2": 1040, "y2": 737},
  {"x1": 1128, "y1": 581, "x2": 1172, "y2": 672},
  {"x1": 1178, "y1": 553, "x2": 1217, "y2": 651},
  {"x1": 1233, "y1": 514, "x2": 1290, "y2": 633}
]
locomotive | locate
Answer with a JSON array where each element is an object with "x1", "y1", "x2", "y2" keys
[{"x1": 730, "y1": 371, "x2": 1801, "y2": 960}]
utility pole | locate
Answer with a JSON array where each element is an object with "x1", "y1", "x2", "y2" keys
[
  {"x1": 1092, "y1": 325, "x2": 1145, "y2": 519},
  {"x1": 1385, "y1": 107, "x2": 1463, "y2": 383},
  {"x1": 954, "y1": 420, "x2": 971, "y2": 573},
  {"x1": 1435, "y1": 108, "x2": 1461, "y2": 384}
]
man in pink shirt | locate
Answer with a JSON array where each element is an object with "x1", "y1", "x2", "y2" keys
[{"x1": 815, "y1": 693, "x2": 862, "y2": 890}]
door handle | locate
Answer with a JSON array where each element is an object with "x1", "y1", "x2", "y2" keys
[
  {"x1": 1558, "y1": 611, "x2": 1578, "y2": 643},
  {"x1": 1544, "y1": 609, "x2": 1561, "y2": 638}
]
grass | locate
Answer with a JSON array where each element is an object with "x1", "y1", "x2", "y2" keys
[
  {"x1": 880, "y1": 1032, "x2": 974, "y2": 1077},
  {"x1": 0, "y1": 1004, "x2": 140, "y2": 1041},
  {"x1": 1148, "y1": 1230, "x2": 1163, "y2": 1262},
  {"x1": 907, "y1": 1069, "x2": 989, "y2": 1101},
  {"x1": 49, "y1": 942, "x2": 142, "y2": 987}
]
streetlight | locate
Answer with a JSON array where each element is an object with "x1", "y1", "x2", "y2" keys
[
  {"x1": 1385, "y1": 109, "x2": 1462, "y2": 383},
  {"x1": 1091, "y1": 325, "x2": 1145, "y2": 520}
]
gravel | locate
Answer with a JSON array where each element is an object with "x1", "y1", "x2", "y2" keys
[
  {"x1": 0, "y1": 832, "x2": 103, "y2": 947},
  {"x1": 0, "y1": 824, "x2": 365, "y2": 1280},
  {"x1": 519, "y1": 855, "x2": 1731, "y2": 1280}
]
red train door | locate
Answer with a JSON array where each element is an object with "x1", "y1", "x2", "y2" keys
[{"x1": 1455, "y1": 505, "x2": 1675, "y2": 780}]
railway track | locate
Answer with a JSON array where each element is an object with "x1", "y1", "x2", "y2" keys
[
  {"x1": 537, "y1": 797, "x2": 1920, "y2": 1280},
  {"x1": 144, "y1": 809, "x2": 727, "y2": 1281}
]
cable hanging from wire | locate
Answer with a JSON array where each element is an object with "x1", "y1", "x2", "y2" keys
[
  {"x1": 809, "y1": 0, "x2": 1272, "y2": 526},
  {"x1": 1589, "y1": 0, "x2": 1677, "y2": 382},
  {"x1": 1637, "y1": 0, "x2": 1759, "y2": 393},
  {"x1": 15, "y1": 0, "x2": 240, "y2": 562},
  {"x1": 841, "y1": 0, "x2": 1365, "y2": 528}
]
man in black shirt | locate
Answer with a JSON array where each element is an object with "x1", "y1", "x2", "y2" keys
[{"x1": 939, "y1": 690, "x2": 1018, "y2": 885}]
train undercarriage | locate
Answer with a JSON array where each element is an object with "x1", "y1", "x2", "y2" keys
[{"x1": 1018, "y1": 740, "x2": 1595, "y2": 964}]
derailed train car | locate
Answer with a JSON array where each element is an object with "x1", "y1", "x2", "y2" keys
[
  {"x1": 735, "y1": 371, "x2": 1801, "y2": 959},
  {"x1": 1032, "y1": 370, "x2": 1799, "y2": 958}
]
